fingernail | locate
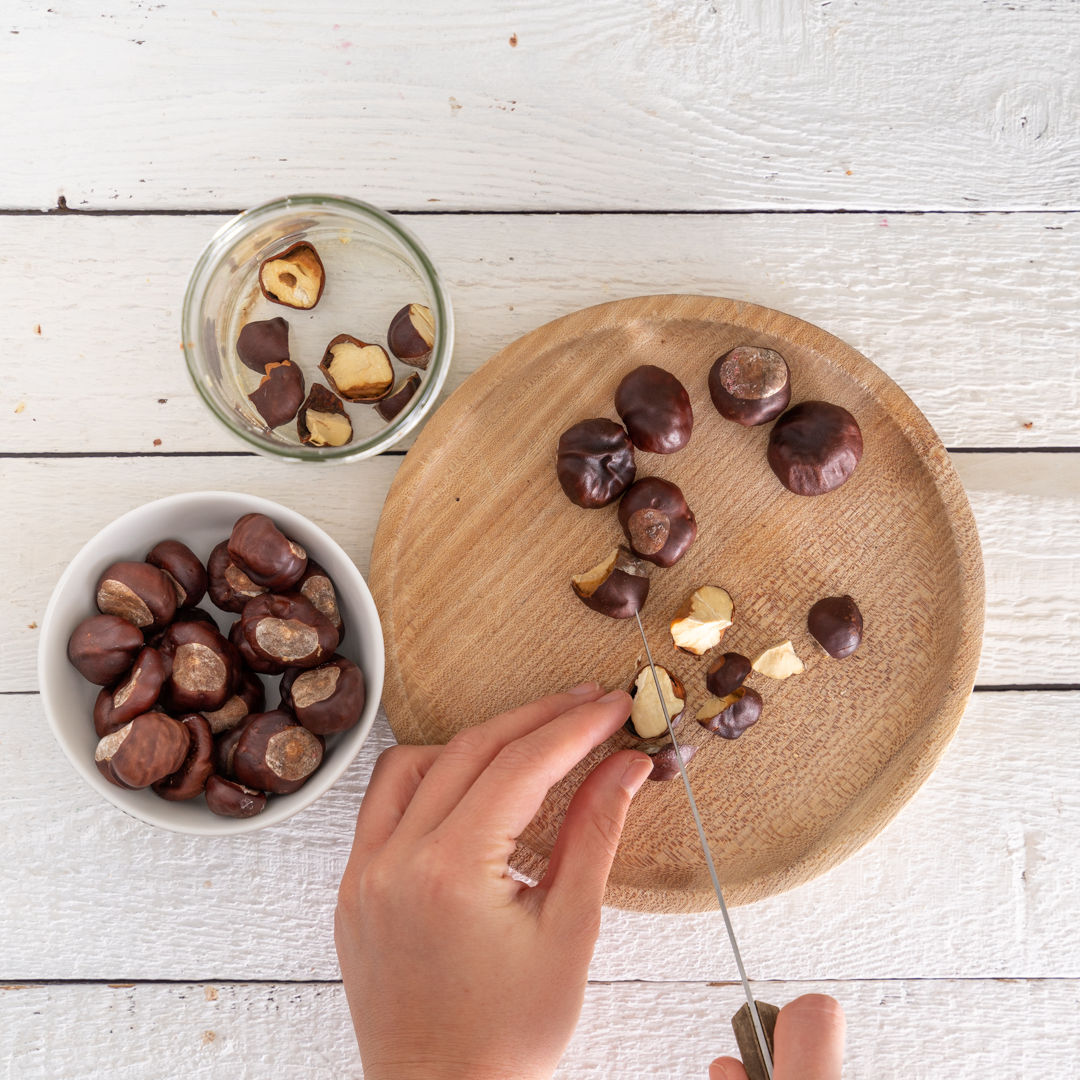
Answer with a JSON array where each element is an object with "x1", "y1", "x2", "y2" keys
[
  {"x1": 598, "y1": 689, "x2": 626, "y2": 704},
  {"x1": 621, "y1": 756, "x2": 654, "y2": 796},
  {"x1": 568, "y1": 681, "x2": 600, "y2": 696}
]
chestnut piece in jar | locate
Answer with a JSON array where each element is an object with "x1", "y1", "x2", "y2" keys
[
  {"x1": 697, "y1": 687, "x2": 763, "y2": 740},
  {"x1": 236, "y1": 317, "x2": 290, "y2": 373},
  {"x1": 93, "y1": 646, "x2": 169, "y2": 736},
  {"x1": 297, "y1": 384, "x2": 353, "y2": 447},
  {"x1": 570, "y1": 547, "x2": 650, "y2": 620},
  {"x1": 280, "y1": 655, "x2": 365, "y2": 735},
  {"x1": 207, "y1": 540, "x2": 268, "y2": 614},
  {"x1": 618, "y1": 477, "x2": 696, "y2": 567},
  {"x1": 376, "y1": 373, "x2": 421, "y2": 422},
  {"x1": 233, "y1": 710, "x2": 324, "y2": 795},
  {"x1": 237, "y1": 592, "x2": 338, "y2": 671},
  {"x1": 319, "y1": 334, "x2": 394, "y2": 402},
  {"x1": 146, "y1": 539, "x2": 208, "y2": 608},
  {"x1": 228, "y1": 513, "x2": 307, "y2": 592},
  {"x1": 708, "y1": 346, "x2": 791, "y2": 427},
  {"x1": 204, "y1": 775, "x2": 267, "y2": 818},
  {"x1": 159, "y1": 620, "x2": 239, "y2": 713},
  {"x1": 67, "y1": 614, "x2": 144, "y2": 685},
  {"x1": 94, "y1": 711, "x2": 191, "y2": 789},
  {"x1": 248, "y1": 360, "x2": 305, "y2": 429},
  {"x1": 767, "y1": 401, "x2": 863, "y2": 496},
  {"x1": 808, "y1": 595, "x2": 864, "y2": 658},
  {"x1": 96, "y1": 561, "x2": 177, "y2": 631},
  {"x1": 555, "y1": 419, "x2": 636, "y2": 509},
  {"x1": 387, "y1": 303, "x2": 435, "y2": 368},
  {"x1": 259, "y1": 242, "x2": 325, "y2": 310},
  {"x1": 614, "y1": 365, "x2": 693, "y2": 454},
  {"x1": 152, "y1": 714, "x2": 215, "y2": 801}
]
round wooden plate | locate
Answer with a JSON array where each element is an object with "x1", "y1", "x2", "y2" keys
[{"x1": 369, "y1": 295, "x2": 984, "y2": 912}]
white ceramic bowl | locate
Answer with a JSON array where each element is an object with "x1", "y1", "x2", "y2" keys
[{"x1": 37, "y1": 492, "x2": 384, "y2": 834}]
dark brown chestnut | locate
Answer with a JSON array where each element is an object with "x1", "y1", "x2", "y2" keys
[
  {"x1": 159, "y1": 620, "x2": 239, "y2": 713},
  {"x1": 570, "y1": 546, "x2": 650, "y2": 620},
  {"x1": 236, "y1": 317, "x2": 290, "y2": 373},
  {"x1": 236, "y1": 592, "x2": 338, "y2": 671},
  {"x1": 618, "y1": 477, "x2": 696, "y2": 567},
  {"x1": 213, "y1": 714, "x2": 254, "y2": 778},
  {"x1": 152, "y1": 714, "x2": 214, "y2": 801},
  {"x1": 697, "y1": 687, "x2": 763, "y2": 740},
  {"x1": 297, "y1": 383, "x2": 353, "y2": 447},
  {"x1": 93, "y1": 646, "x2": 169, "y2": 736},
  {"x1": 387, "y1": 303, "x2": 435, "y2": 368},
  {"x1": 295, "y1": 561, "x2": 344, "y2": 644},
  {"x1": 320, "y1": 334, "x2": 394, "y2": 402},
  {"x1": 280, "y1": 655, "x2": 365, "y2": 735},
  {"x1": 767, "y1": 401, "x2": 863, "y2": 496},
  {"x1": 555, "y1": 419, "x2": 636, "y2": 508},
  {"x1": 708, "y1": 346, "x2": 791, "y2": 427},
  {"x1": 376, "y1": 373, "x2": 421, "y2": 422},
  {"x1": 203, "y1": 667, "x2": 266, "y2": 735},
  {"x1": 96, "y1": 561, "x2": 177, "y2": 631},
  {"x1": 808, "y1": 595, "x2": 864, "y2": 658},
  {"x1": 705, "y1": 652, "x2": 752, "y2": 699},
  {"x1": 227, "y1": 513, "x2": 307, "y2": 592},
  {"x1": 614, "y1": 365, "x2": 693, "y2": 454},
  {"x1": 146, "y1": 539, "x2": 208, "y2": 608},
  {"x1": 94, "y1": 711, "x2": 191, "y2": 789},
  {"x1": 67, "y1": 614, "x2": 144, "y2": 685},
  {"x1": 233, "y1": 710, "x2": 324, "y2": 795},
  {"x1": 259, "y1": 242, "x2": 325, "y2": 310},
  {"x1": 647, "y1": 743, "x2": 698, "y2": 782},
  {"x1": 207, "y1": 540, "x2": 268, "y2": 614},
  {"x1": 204, "y1": 775, "x2": 268, "y2": 818},
  {"x1": 248, "y1": 360, "x2": 305, "y2": 428}
]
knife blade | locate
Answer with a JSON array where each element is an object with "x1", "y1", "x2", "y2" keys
[{"x1": 633, "y1": 611, "x2": 776, "y2": 1080}]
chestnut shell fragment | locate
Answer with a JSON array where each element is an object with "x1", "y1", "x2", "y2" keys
[
  {"x1": 808, "y1": 595, "x2": 864, "y2": 658},
  {"x1": 618, "y1": 477, "x2": 697, "y2": 567},
  {"x1": 556, "y1": 418, "x2": 636, "y2": 508},
  {"x1": 614, "y1": 365, "x2": 693, "y2": 454},
  {"x1": 698, "y1": 687, "x2": 764, "y2": 740},
  {"x1": 767, "y1": 401, "x2": 863, "y2": 496}
]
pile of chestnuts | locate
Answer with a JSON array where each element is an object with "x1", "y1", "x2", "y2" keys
[{"x1": 66, "y1": 513, "x2": 364, "y2": 818}]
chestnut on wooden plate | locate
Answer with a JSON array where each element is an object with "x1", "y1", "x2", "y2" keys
[
  {"x1": 708, "y1": 345, "x2": 791, "y2": 427},
  {"x1": 570, "y1": 547, "x2": 650, "y2": 620},
  {"x1": 556, "y1": 418, "x2": 636, "y2": 509},
  {"x1": 618, "y1": 477, "x2": 697, "y2": 567},
  {"x1": 767, "y1": 400, "x2": 863, "y2": 496},
  {"x1": 808, "y1": 595, "x2": 864, "y2": 658},
  {"x1": 614, "y1": 365, "x2": 693, "y2": 454},
  {"x1": 697, "y1": 687, "x2": 763, "y2": 740}
]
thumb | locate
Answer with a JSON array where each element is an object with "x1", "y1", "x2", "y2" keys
[
  {"x1": 709, "y1": 1059, "x2": 749, "y2": 1080},
  {"x1": 537, "y1": 749, "x2": 652, "y2": 931}
]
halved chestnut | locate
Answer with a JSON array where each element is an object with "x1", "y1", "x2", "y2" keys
[
  {"x1": 647, "y1": 743, "x2": 699, "y2": 782},
  {"x1": 697, "y1": 687, "x2": 763, "y2": 740},
  {"x1": 571, "y1": 547, "x2": 649, "y2": 620},
  {"x1": 297, "y1": 384, "x2": 353, "y2": 447},
  {"x1": 320, "y1": 334, "x2": 394, "y2": 402},
  {"x1": 259, "y1": 242, "x2": 325, "y2": 310},
  {"x1": 626, "y1": 664, "x2": 686, "y2": 744}
]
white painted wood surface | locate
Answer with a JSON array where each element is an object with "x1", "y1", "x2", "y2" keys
[{"x1": 3, "y1": 0, "x2": 1079, "y2": 1076}]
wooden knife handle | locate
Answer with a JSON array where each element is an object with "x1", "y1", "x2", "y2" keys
[{"x1": 731, "y1": 1000, "x2": 779, "y2": 1080}]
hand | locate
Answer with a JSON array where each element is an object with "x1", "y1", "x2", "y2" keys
[
  {"x1": 335, "y1": 683, "x2": 653, "y2": 1080},
  {"x1": 709, "y1": 994, "x2": 846, "y2": 1080}
]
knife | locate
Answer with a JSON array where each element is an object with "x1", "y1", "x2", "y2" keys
[{"x1": 634, "y1": 612, "x2": 778, "y2": 1080}]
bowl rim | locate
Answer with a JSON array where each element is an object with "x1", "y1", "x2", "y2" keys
[
  {"x1": 181, "y1": 193, "x2": 454, "y2": 463},
  {"x1": 37, "y1": 491, "x2": 384, "y2": 835}
]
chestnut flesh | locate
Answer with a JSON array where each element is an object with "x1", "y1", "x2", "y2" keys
[
  {"x1": 808, "y1": 595, "x2": 864, "y2": 658},
  {"x1": 146, "y1": 539, "x2": 207, "y2": 608},
  {"x1": 708, "y1": 346, "x2": 791, "y2": 427},
  {"x1": 618, "y1": 477, "x2": 696, "y2": 567},
  {"x1": 614, "y1": 365, "x2": 693, "y2": 454},
  {"x1": 556, "y1": 418, "x2": 636, "y2": 508},
  {"x1": 67, "y1": 614, "x2": 144, "y2": 685},
  {"x1": 319, "y1": 334, "x2": 394, "y2": 402},
  {"x1": 571, "y1": 547, "x2": 649, "y2": 620},
  {"x1": 228, "y1": 513, "x2": 307, "y2": 592},
  {"x1": 767, "y1": 401, "x2": 863, "y2": 496},
  {"x1": 297, "y1": 384, "x2": 353, "y2": 447},
  {"x1": 647, "y1": 743, "x2": 698, "y2": 782},
  {"x1": 259, "y1": 242, "x2": 325, "y2": 310}
]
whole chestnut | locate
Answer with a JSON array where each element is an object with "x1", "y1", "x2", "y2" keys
[
  {"x1": 207, "y1": 540, "x2": 268, "y2": 613},
  {"x1": 708, "y1": 346, "x2": 791, "y2": 427},
  {"x1": 227, "y1": 513, "x2": 307, "y2": 592},
  {"x1": 152, "y1": 714, "x2": 215, "y2": 801},
  {"x1": 213, "y1": 714, "x2": 253, "y2": 778},
  {"x1": 618, "y1": 477, "x2": 696, "y2": 567},
  {"x1": 96, "y1": 561, "x2": 177, "y2": 631},
  {"x1": 94, "y1": 711, "x2": 191, "y2": 789},
  {"x1": 159, "y1": 620, "x2": 239, "y2": 713},
  {"x1": 767, "y1": 401, "x2": 863, "y2": 496},
  {"x1": 697, "y1": 687, "x2": 763, "y2": 740},
  {"x1": 556, "y1": 419, "x2": 636, "y2": 508},
  {"x1": 146, "y1": 539, "x2": 208, "y2": 608},
  {"x1": 808, "y1": 595, "x2": 863, "y2": 658},
  {"x1": 614, "y1": 365, "x2": 693, "y2": 454},
  {"x1": 67, "y1": 614, "x2": 144, "y2": 685},
  {"x1": 571, "y1": 547, "x2": 650, "y2": 620},
  {"x1": 93, "y1": 646, "x2": 169, "y2": 736},
  {"x1": 295, "y1": 561, "x2": 344, "y2": 643},
  {"x1": 280, "y1": 655, "x2": 365, "y2": 735},
  {"x1": 236, "y1": 592, "x2": 338, "y2": 671},
  {"x1": 233, "y1": 710, "x2": 324, "y2": 795},
  {"x1": 236, "y1": 317, "x2": 290, "y2": 373},
  {"x1": 705, "y1": 652, "x2": 752, "y2": 699},
  {"x1": 203, "y1": 668, "x2": 266, "y2": 735},
  {"x1": 204, "y1": 775, "x2": 267, "y2": 819}
]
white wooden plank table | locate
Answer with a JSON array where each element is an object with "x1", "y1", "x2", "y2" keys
[{"x1": 2, "y1": 2, "x2": 1078, "y2": 1077}]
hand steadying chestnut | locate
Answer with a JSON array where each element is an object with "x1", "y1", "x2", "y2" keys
[{"x1": 335, "y1": 685, "x2": 846, "y2": 1079}]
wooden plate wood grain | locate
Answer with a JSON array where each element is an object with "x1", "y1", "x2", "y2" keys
[{"x1": 369, "y1": 295, "x2": 984, "y2": 912}]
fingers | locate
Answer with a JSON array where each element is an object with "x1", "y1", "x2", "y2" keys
[
  {"x1": 392, "y1": 683, "x2": 606, "y2": 839},
  {"x1": 440, "y1": 690, "x2": 634, "y2": 856},
  {"x1": 537, "y1": 749, "x2": 652, "y2": 929},
  {"x1": 774, "y1": 994, "x2": 845, "y2": 1080},
  {"x1": 709, "y1": 1059, "x2": 749, "y2": 1080}
]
